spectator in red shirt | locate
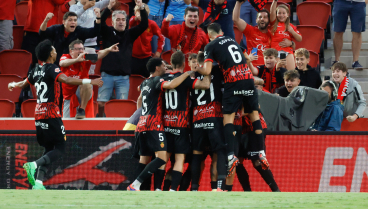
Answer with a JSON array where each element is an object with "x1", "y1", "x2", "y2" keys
[
  {"x1": 129, "y1": 3, "x2": 165, "y2": 77},
  {"x1": 21, "y1": 0, "x2": 65, "y2": 65},
  {"x1": 59, "y1": 39, "x2": 119, "y2": 118},
  {"x1": 269, "y1": 0, "x2": 301, "y2": 71},
  {"x1": 254, "y1": 48, "x2": 287, "y2": 93},
  {"x1": 0, "y1": 0, "x2": 16, "y2": 52},
  {"x1": 161, "y1": 6, "x2": 208, "y2": 54}
]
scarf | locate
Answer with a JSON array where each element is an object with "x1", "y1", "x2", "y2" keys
[
  {"x1": 248, "y1": 0, "x2": 267, "y2": 12},
  {"x1": 337, "y1": 76, "x2": 349, "y2": 104},
  {"x1": 177, "y1": 22, "x2": 199, "y2": 53},
  {"x1": 200, "y1": 0, "x2": 227, "y2": 32},
  {"x1": 261, "y1": 66, "x2": 282, "y2": 93}
]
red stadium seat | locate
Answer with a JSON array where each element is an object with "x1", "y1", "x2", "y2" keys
[
  {"x1": 0, "y1": 74, "x2": 23, "y2": 103},
  {"x1": 264, "y1": 2, "x2": 290, "y2": 14},
  {"x1": 104, "y1": 99, "x2": 137, "y2": 117},
  {"x1": 128, "y1": 74, "x2": 146, "y2": 101},
  {"x1": 306, "y1": 0, "x2": 333, "y2": 3},
  {"x1": 0, "y1": 99, "x2": 15, "y2": 117},
  {"x1": 0, "y1": 50, "x2": 32, "y2": 78},
  {"x1": 297, "y1": 2, "x2": 331, "y2": 29},
  {"x1": 233, "y1": 26, "x2": 242, "y2": 44},
  {"x1": 295, "y1": 25, "x2": 324, "y2": 54},
  {"x1": 21, "y1": 99, "x2": 37, "y2": 117},
  {"x1": 14, "y1": 1, "x2": 29, "y2": 26},
  {"x1": 308, "y1": 51, "x2": 319, "y2": 68},
  {"x1": 268, "y1": 0, "x2": 293, "y2": 3},
  {"x1": 161, "y1": 50, "x2": 173, "y2": 64},
  {"x1": 12, "y1": 25, "x2": 24, "y2": 49},
  {"x1": 119, "y1": 0, "x2": 133, "y2": 3}
]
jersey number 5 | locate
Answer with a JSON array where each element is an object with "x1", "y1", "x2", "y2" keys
[
  {"x1": 34, "y1": 82, "x2": 48, "y2": 103},
  {"x1": 228, "y1": 44, "x2": 242, "y2": 63}
]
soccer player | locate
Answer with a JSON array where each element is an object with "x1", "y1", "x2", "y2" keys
[
  {"x1": 7, "y1": 40, "x2": 103, "y2": 190},
  {"x1": 161, "y1": 51, "x2": 210, "y2": 191},
  {"x1": 128, "y1": 57, "x2": 196, "y2": 191},
  {"x1": 190, "y1": 52, "x2": 228, "y2": 191},
  {"x1": 197, "y1": 23, "x2": 270, "y2": 176}
]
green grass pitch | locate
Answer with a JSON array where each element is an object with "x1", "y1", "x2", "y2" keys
[{"x1": 0, "y1": 190, "x2": 367, "y2": 209}]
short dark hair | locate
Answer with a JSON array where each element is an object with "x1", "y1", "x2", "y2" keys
[
  {"x1": 146, "y1": 57, "x2": 163, "y2": 74},
  {"x1": 207, "y1": 23, "x2": 222, "y2": 34},
  {"x1": 63, "y1": 12, "x2": 78, "y2": 21},
  {"x1": 184, "y1": 6, "x2": 199, "y2": 16},
  {"x1": 197, "y1": 52, "x2": 204, "y2": 64},
  {"x1": 69, "y1": 39, "x2": 84, "y2": 50},
  {"x1": 284, "y1": 69, "x2": 300, "y2": 81},
  {"x1": 171, "y1": 51, "x2": 185, "y2": 69},
  {"x1": 188, "y1": 53, "x2": 197, "y2": 62},
  {"x1": 263, "y1": 48, "x2": 278, "y2": 58},
  {"x1": 331, "y1": 62, "x2": 348, "y2": 73},
  {"x1": 35, "y1": 40, "x2": 53, "y2": 62}
]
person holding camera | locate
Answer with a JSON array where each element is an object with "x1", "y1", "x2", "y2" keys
[{"x1": 59, "y1": 39, "x2": 119, "y2": 119}]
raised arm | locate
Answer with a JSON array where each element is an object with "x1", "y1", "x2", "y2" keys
[
  {"x1": 161, "y1": 14, "x2": 174, "y2": 40},
  {"x1": 194, "y1": 75, "x2": 211, "y2": 90},
  {"x1": 129, "y1": 3, "x2": 149, "y2": 41},
  {"x1": 8, "y1": 79, "x2": 29, "y2": 91},
  {"x1": 270, "y1": 0, "x2": 277, "y2": 23},
  {"x1": 40, "y1": 13, "x2": 55, "y2": 32},
  {"x1": 70, "y1": 1, "x2": 95, "y2": 17},
  {"x1": 79, "y1": 8, "x2": 101, "y2": 39},
  {"x1": 162, "y1": 71, "x2": 194, "y2": 89},
  {"x1": 233, "y1": 1, "x2": 247, "y2": 32},
  {"x1": 97, "y1": 43, "x2": 119, "y2": 59}
]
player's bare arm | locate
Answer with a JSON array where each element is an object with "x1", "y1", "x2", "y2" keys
[
  {"x1": 197, "y1": 61, "x2": 213, "y2": 76},
  {"x1": 162, "y1": 71, "x2": 194, "y2": 89},
  {"x1": 57, "y1": 74, "x2": 104, "y2": 87},
  {"x1": 137, "y1": 92, "x2": 142, "y2": 109},
  {"x1": 8, "y1": 79, "x2": 29, "y2": 91},
  {"x1": 233, "y1": 1, "x2": 247, "y2": 32}
]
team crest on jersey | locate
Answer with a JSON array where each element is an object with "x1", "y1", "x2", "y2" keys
[
  {"x1": 64, "y1": 135, "x2": 67, "y2": 141},
  {"x1": 160, "y1": 142, "x2": 164, "y2": 148},
  {"x1": 230, "y1": 70, "x2": 236, "y2": 76},
  {"x1": 55, "y1": 68, "x2": 60, "y2": 72}
]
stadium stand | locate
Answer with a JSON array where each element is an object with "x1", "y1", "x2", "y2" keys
[
  {"x1": 104, "y1": 99, "x2": 137, "y2": 117},
  {"x1": 0, "y1": 50, "x2": 32, "y2": 78},
  {"x1": 128, "y1": 74, "x2": 145, "y2": 101},
  {"x1": 308, "y1": 50, "x2": 319, "y2": 69},
  {"x1": 14, "y1": 1, "x2": 28, "y2": 25},
  {"x1": 297, "y1": 2, "x2": 331, "y2": 29},
  {"x1": 0, "y1": 74, "x2": 23, "y2": 103},
  {"x1": 161, "y1": 50, "x2": 173, "y2": 64},
  {"x1": 0, "y1": 99, "x2": 15, "y2": 117},
  {"x1": 12, "y1": 25, "x2": 24, "y2": 49},
  {"x1": 21, "y1": 99, "x2": 37, "y2": 117},
  {"x1": 295, "y1": 25, "x2": 324, "y2": 54}
]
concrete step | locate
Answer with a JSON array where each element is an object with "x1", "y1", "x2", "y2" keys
[
  {"x1": 342, "y1": 42, "x2": 368, "y2": 50},
  {"x1": 363, "y1": 108, "x2": 368, "y2": 118},
  {"x1": 364, "y1": 94, "x2": 368, "y2": 101},
  {"x1": 331, "y1": 56, "x2": 368, "y2": 67},
  {"x1": 339, "y1": 50, "x2": 368, "y2": 56},
  {"x1": 320, "y1": 69, "x2": 368, "y2": 77},
  {"x1": 343, "y1": 30, "x2": 368, "y2": 42}
]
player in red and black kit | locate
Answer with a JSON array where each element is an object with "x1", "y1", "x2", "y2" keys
[
  {"x1": 8, "y1": 40, "x2": 103, "y2": 190},
  {"x1": 128, "y1": 57, "x2": 197, "y2": 191},
  {"x1": 160, "y1": 51, "x2": 210, "y2": 191},
  {"x1": 197, "y1": 23, "x2": 270, "y2": 176}
]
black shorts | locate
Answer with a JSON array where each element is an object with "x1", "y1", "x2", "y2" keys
[
  {"x1": 35, "y1": 118, "x2": 66, "y2": 147},
  {"x1": 222, "y1": 80, "x2": 258, "y2": 114},
  {"x1": 192, "y1": 117, "x2": 226, "y2": 152},
  {"x1": 135, "y1": 131, "x2": 167, "y2": 156},
  {"x1": 165, "y1": 127, "x2": 190, "y2": 154}
]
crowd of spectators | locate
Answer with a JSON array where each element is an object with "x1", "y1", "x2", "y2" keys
[{"x1": 1, "y1": 0, "x2": 367, "y2": 128}]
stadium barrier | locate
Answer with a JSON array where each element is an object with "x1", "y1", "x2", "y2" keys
[{"x1": 0, "y1": 130, "x2": 367, "y2": 192}]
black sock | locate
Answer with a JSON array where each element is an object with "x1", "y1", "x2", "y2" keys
[
  {"x1": 140, "y1": 176, "x2": 152, "y2": 190},
  {"x1": 135, "y1": 163, "x2": 147, "y2": 178},
  {"x1": 224, "y1": 124, "x2": 235, "y2": 156},
  {"x1": 137, "y1": 158, "x2": 166, "y2": 183},
  {"x1": 236, "y1": 164, "x2": 251, "y2": 191},
  {"x1": 225, "y1": 185, "x2": 233, "y2": 191},
  {"x1": 170, "y1": 170, "x2": 183, "y2": 191},
  {"x1": 254, "y1": 165, "x2": 279, "y2": 192},
  {"x1": 216, "y1": 148, "x2": 227, "y2": 180},
  {"x1": 154, "y1": 169, "x2": 166, "y2": 190},
  {"x1": 191, "y1": 154, "x2": 202, "y2": 190},
  {"x1": 35, "y1": 155, "x2": 51, "y2": 167},
  {"x1": 179, "y1": 167, "x2": 191, "y2": 191},
  {"x1": 36, "y1": 165, "x2": 49, "y2": 182},
  {"x1": 163, "y1": 179, "x2": 171, "y2": 191},
  {"x1": 35, "y1": 145, "x2": 64, "y2": 166},
  {"x1": 211, "y1": 181, "x2": 217, "y2": 190}
]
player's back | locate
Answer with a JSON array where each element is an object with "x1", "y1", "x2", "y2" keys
[
  {"x1": 162, "y1": 72, "x2": 197, "y2": 128},
  {"x1": 204, "y1": 35, "x2": 252, "y2": 83},
  {"x1": 136, "y1": 76, "x2": 165, "y2": 132},
  {"x1": 27, "y1": 63, "x2": 63, "y2": 120}
]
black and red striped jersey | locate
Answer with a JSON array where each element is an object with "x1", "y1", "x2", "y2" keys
[
  {"x1": 191, "y1": 65, "x2": 224, "y2": 122},
  {"x1": 136, "y1": 76, "x2": 166, "y2": 132},
  {"x1": 27, "y1": 63, "x2": 63, "y2": 120},
  {"x1": 204, "y1": 35, "x2": 253, "y2": 83},
  {"x1": 162, "y1": 72, "x2": 198, "y2": 128}
]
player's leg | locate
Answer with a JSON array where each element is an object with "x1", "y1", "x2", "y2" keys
[
  {"x1": 248, "y1": 111, "x2": 269, "y2": 169},
  {"x1": 225, "y1": 167, "x2": 236, "y2": 192},
  {"x1": 154, "y1": 161, "x2": 166, "y2": 191},
  {"x1": 191, "y1": 150, "x2": 203, "y2": 191},
  {"x1": 236, "y1": 158, "x2": 252, "y2": 191},
  {"x1": 170, "y1": 153, "x2": 185, "y2": 191},
  {"x1": 223, "y1": 113, "x2": 240, "y2": 176},
  {"x1": 128, "y1": 131, "x2": 167, "y2": 191},
  {"x1": 137, "y1": 156, "x2": 151, "y2": 191}
]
